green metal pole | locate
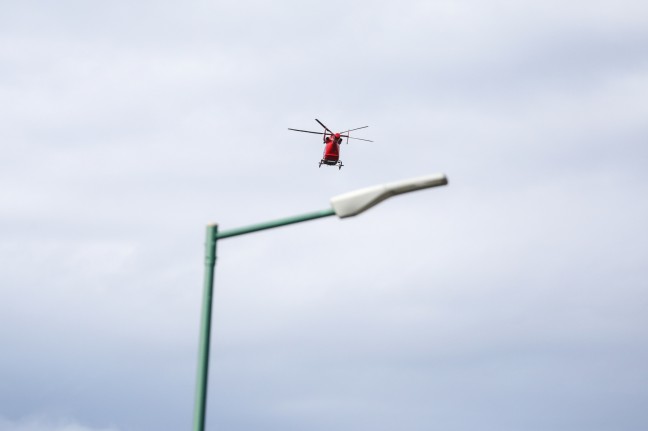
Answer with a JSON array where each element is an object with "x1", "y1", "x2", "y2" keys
[
  {"x1": 192, "y1": 208, "x2": 334, "y2": 431},
  {"x1": 193, "y1": 224, "x2": 217, "y2": 431}
]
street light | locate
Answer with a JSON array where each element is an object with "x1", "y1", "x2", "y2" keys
[{"x1": 192, "y1": 173, "x2": 448, "y2": 431}]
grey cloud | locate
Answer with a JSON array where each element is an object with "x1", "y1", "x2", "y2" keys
[{"x1": 1, "y1": 1, "x2": 648, "y2": 430}]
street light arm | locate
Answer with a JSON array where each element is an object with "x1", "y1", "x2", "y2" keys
[
  {"x1": 216, "y1": 208, "x2": 335, "y2": 239},
  {"x1": 330, "y1": 173, "x2": 448, "y2": 218}
]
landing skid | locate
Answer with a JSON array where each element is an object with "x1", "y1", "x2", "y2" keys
[{"x1": 319, "y1": 160, "x2": 344, "y2": 170}]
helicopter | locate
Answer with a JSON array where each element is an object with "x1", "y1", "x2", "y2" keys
[{"x1": 288, "y1": 119, "x2": 373, "y2": 169}]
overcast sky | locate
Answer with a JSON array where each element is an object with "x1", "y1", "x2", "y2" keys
[{"x1": 1, "y1": 1, "x2": 648, "y2": 430}]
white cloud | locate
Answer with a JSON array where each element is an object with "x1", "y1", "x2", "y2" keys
[
  {"x1": 1, "y1": 0, "x2": 648, "y2": 430},
  {"x1": 0, "y1": 417, "x2": 118, "y2": 431}
]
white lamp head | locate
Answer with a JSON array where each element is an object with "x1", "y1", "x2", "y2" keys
[{"x1": 330, "y1": 173, "x2": 448, "y2": 218}]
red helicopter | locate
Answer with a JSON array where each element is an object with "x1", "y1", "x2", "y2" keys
[{"x1": 288, "y1": 119, "x2": 373, "y2": 169}]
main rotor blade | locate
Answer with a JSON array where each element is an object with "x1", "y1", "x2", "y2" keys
[
  {"x1": 288, "y1": 128, "x2": 325, "y2": 135},
  {"x1": 315, "y1": 119, "x2": 333, "y2": 134},
  {"x1": 340, "y1": 126, "x2": 369, "y2": 134},
  {"x1": 340, "y1": 135, "x2": 373, "y2": 142}
]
